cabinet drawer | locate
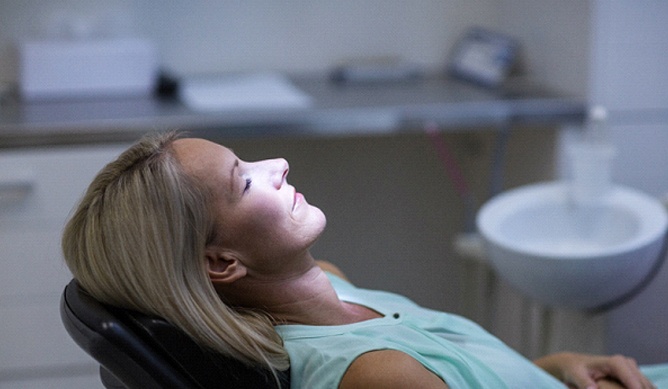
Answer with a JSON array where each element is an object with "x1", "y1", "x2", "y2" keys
[
  {"x1": 0, "y1": 145, "x2": 128, "y2": 225},
  {"x1": 0, "y1": 144, "x2": 130, "y2": 297}
]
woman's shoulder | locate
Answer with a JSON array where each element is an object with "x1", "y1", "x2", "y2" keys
[{"x1": 340, "y1": 349, "x2": 449, "y2": 389}]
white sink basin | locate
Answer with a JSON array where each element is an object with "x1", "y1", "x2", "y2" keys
[{"x1": 477, "y1": 181, "x2": 668, "y2": 310}]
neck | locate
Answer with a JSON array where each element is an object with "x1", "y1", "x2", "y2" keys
[{"x1": 217, "y1": 260, "x2": 381, "y2": 325}]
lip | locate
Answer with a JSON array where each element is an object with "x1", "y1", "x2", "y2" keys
[{"x1": 293, "y1": 191, "x2": 304, "y2": 212}]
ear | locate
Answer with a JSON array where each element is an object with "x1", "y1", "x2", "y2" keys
[{"x1": 205, "y1": 248, "x2": 248, "y2": 285}]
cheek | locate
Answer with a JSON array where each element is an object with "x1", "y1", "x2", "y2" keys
[{"x1": 224, "y1": 201, "x2": 287, "y2": 248}]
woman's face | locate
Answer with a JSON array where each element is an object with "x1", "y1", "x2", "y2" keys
[{"x1": 172, "y1": 138, "x2": 326, "y2": 273}]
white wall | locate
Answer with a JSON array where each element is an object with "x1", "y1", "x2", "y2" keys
[
  {"x1": 0, "y1": 0, "x2": 497, "y2": 83},
  {"x1": 495, "y1": 0, "x2": 590, "y2": 98}
]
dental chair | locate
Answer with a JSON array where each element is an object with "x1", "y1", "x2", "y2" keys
[{"x1": 60, "y1": 279, "x2": 290, "y2": 389}]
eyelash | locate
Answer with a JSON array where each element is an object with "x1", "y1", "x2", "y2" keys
[{"x1": 243, "y1": 177, "x2": 252, "y2": 192}]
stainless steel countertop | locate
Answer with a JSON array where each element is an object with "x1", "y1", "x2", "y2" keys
[{"x1": 0, "y1": 75, "x2": 586, "y2": 148}]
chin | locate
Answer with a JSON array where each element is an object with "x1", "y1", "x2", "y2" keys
[
  {"x1": 307, "y1": 209, "x2": 327, "y2": 241},
  {"x1": 314, "y1": 208, "x2": 327, "y2": 230}
]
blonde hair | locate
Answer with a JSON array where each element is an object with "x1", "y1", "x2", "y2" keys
[{"x1": 62, "y1": 132, "x2": 289, "y2": 373}]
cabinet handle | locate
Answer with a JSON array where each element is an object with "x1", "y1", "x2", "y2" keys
[{"x1": 0, "y1": 180, "x2": 35, "y2": 203}]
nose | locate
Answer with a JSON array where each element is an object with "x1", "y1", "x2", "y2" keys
[{"x1": 269, "y1": 158, "x2": 289, "y2": 188}]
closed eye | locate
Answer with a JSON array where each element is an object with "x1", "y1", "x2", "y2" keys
[{"x1": 243, "y1": 177, "x2": 252, "y2": 193}]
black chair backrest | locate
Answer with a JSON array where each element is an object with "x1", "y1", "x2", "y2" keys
[{"x1": 60, "y1": 279, "x2": 289, "y2": 389}]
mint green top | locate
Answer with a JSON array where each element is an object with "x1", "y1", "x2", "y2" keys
[{"x1": 275, "y1": 273, "x2": 565, "y2": 388}]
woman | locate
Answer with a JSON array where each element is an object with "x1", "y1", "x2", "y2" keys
[{"x1": 63, "y1": 132, "x2": 663, "y2": 388}]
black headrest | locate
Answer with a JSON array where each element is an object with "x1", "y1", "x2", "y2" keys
[{"x1": 61, "y1": 279, "x2": 289, "y2": 389}]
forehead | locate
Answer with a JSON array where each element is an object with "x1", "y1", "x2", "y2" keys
[{"x1": 171, "y1": 138, "x2": 236, "y2": 180}]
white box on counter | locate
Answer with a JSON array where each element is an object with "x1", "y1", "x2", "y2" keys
[{"x1": 18, "y1": 38, "x2": 158, "y2": 100}]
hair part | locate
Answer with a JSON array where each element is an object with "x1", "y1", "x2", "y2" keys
[{"x1": 61, "y1": 131, "x2": 289, "y2": 374}]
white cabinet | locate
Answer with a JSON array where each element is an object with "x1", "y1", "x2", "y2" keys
[{"x1": 0, "y1": 144, "x2": 128, "y2": 388}]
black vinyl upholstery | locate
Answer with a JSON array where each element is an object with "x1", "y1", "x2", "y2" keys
[{"x1": 60, "y1": 279, "x2": 289, "y2": 388}]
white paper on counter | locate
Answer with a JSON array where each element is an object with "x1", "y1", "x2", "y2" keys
[{"x1": 180, "y1": 73, "x2": 313, "y2": 111}]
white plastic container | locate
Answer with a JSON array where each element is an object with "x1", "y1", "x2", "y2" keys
[
  {"x1": 568, "y1": 142, "x2": 617, "y2": 205},
  {"x1": 19, "y1": 38, "x2": 157, "y2": 100}
]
